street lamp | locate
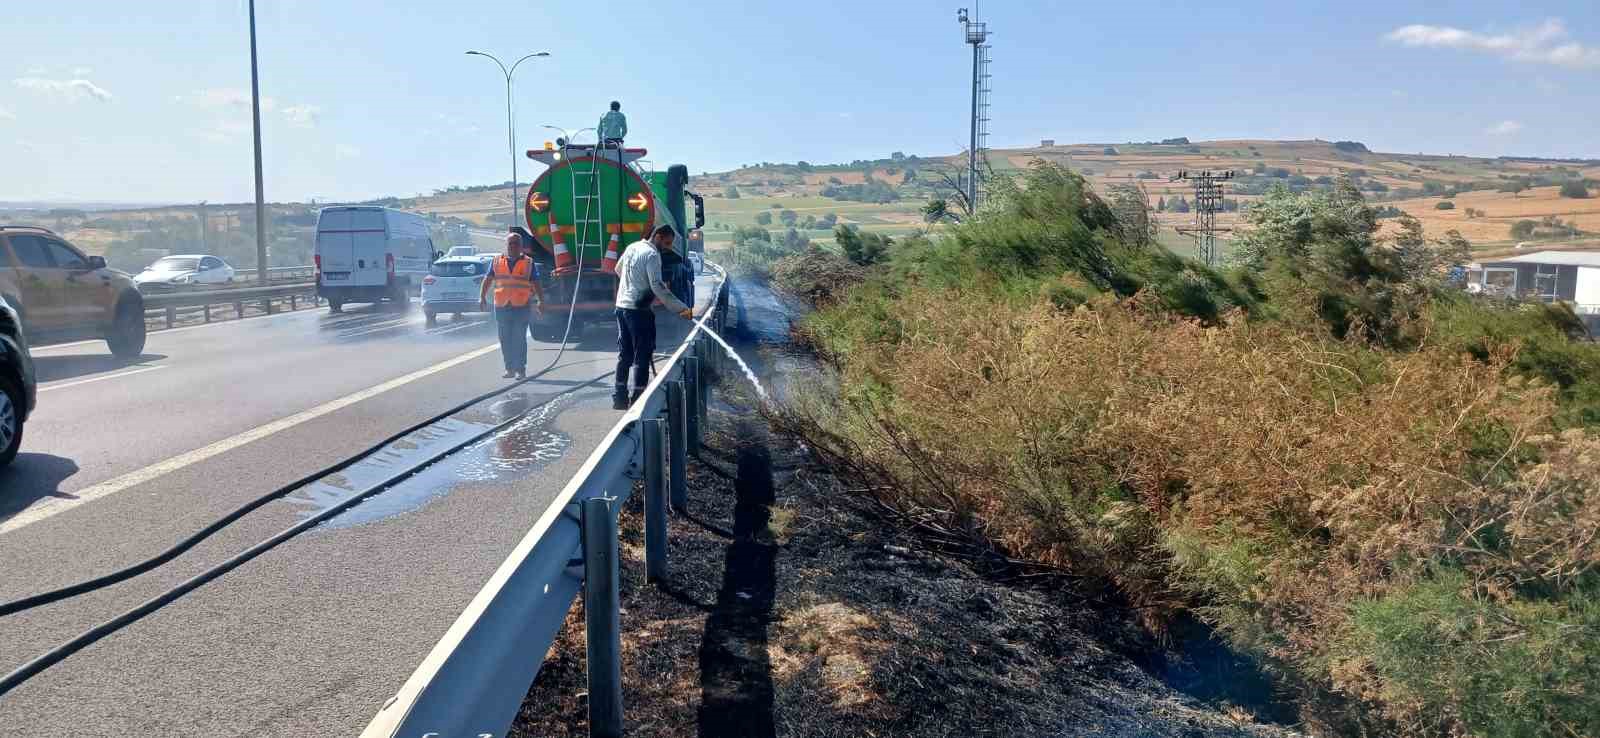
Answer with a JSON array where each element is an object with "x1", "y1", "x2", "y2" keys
[
  {"x1": 248, "y1": 0, "x2": 268, "y2": 285},
  {"x1": 466, "y1": 50, "x2": 550, "y2": 226}
]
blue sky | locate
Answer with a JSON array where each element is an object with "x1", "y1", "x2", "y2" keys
[{"x1": 2, "y1": 1, "x2": 1597, "y2": 203}]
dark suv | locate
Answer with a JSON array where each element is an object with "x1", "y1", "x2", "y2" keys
[
  {"x1": 0, "y1": 226, "x2": 146, "y2": 358},
  {"x1": 0, "y1": 293, "x2": 36, "y2": 467}
]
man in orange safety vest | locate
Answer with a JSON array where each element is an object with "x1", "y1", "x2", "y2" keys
[{"x1": 478, "y1": 232, "x2": 546, "y2": 379}]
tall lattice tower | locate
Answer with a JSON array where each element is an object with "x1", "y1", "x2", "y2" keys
[
  {"x1": 1170, "y1": 170, "x2": 1235, "y2": 266},
  {"x1": 958, "y1": 7, "x2": 991, "y2": 210}
]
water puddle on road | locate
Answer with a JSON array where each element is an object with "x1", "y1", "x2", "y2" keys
[{"x1": 284, "y1": 389, "x2": 593, "y2": 530}]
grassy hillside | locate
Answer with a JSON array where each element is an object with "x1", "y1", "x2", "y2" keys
[{"x1": 7, "y1": 139, "x2": 1594, "y2": 269}]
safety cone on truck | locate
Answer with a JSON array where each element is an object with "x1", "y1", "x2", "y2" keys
[
  {"x1": 549, "y1": 213, "x2": 574, "y2": 270},
  {"x1": 601, "y1": 232, "x2": 621, "y2": 274}
]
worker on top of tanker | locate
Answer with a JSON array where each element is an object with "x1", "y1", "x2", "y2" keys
[{"x1": 598, "y1": 101, "x2": 627, "y2": 148}]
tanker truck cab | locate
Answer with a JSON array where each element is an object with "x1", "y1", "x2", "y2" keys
[{"x1": 313, "y1": 206, "x2": 433, "y2": 313}]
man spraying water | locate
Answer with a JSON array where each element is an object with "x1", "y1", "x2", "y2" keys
[{"x1": 613, "y1": 224, "x2": 695, "y2": 409}]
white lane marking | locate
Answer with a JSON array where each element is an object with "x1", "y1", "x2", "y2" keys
[
  {"x1": 426, "y1": 319, "x2": 489, "y2": 335},
  {"x1": 0, "y1": 343, "x2": 501, "y2": 535},
  {"x1": 39, "y1": 365, "x2": 168, "y2": 392},
  {"x1": 339, "y1": 319, "x2": 419, "y2": 339}
]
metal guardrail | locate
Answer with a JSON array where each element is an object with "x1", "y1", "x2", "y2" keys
[
  {"x1": 233, "y1": 265, "x2": 316, "y2": 282},
  {"x1": 362, "y1": 264, "x2": 732, "y2": 738},
  {"x1": 142, "y1": 282, "x2": 320, "y2": 329}
]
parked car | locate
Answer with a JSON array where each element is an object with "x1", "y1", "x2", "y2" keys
[
  {"x1": 421, "y1": 255, "x2": 496, "y2": 326},
  {"x1": 0, "y1": 226, "x2": 145, "y2": 359},
  {"x1": 0, "y1": 291, "x2": 37, "y2": 468},
  {"x1": 133, "y1": 254, "x2": 236, "y2": 292},
  {"x1": 688, "y1": 251, "x2": 704, "y2": 275},
  {"x1": 313, "y1": 206, "x2": 434, "y2": 313}
]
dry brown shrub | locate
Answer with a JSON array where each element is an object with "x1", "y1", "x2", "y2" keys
[{"x1": 784, "y1": 282, "x2": 1600, "y2": 734}]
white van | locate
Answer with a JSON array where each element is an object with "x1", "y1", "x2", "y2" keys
[{"x1": 313, "y1": 207, "x2": 437, "y2": 313}]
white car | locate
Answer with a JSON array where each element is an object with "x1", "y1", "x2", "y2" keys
[
  {"x1": 421, "y1": 255, "x2": 496, "y2": 326},
  {"x1": 443, "y1": 246, "x2": 478, "y2": 258},
  {"x1": 134, "y1": 254, "x2": 236, "y2": 292}
]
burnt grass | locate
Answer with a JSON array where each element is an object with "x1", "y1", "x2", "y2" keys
[{"x1": 509, "y1": 374, "x2": 1304, "y2": 738}]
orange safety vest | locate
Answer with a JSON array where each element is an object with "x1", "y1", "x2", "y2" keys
[{"x1": 492, "y1": 255, "x2": 534, "y2": 307}]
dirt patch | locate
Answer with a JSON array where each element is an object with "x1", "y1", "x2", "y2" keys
[{"x1": 509, "y1": 383, "x2": 1304, "y2": 737}]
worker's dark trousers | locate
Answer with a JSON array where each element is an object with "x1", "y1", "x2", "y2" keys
[
  {"x1": 495, "y1": 304, "x2": 529, "y2": 373},
  {"x1": 615, "y1": 307, "x2": 656, "y2": 394}
]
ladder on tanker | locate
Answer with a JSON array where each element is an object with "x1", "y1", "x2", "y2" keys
[{"x1": 568, "y1": 161, "x2": 604, "y2": 262}]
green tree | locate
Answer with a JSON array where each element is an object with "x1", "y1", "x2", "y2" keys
[
  {"x1": 1510, "y1": 219, "x2": 1538, "y2": 239},
  {"x1": 1560, "y1": 180, "x2": 1591, "y2": 199},
  {"x1": 1435, "y1": 200, "x2": 1456, "y2": 210},
  {"x1": 779, "y1": 209, "x2": 798, "y2": 227},
  {"x1": 922, "y1": 198, "x2": 958, "y2": 224},
  {"x1": 754, "y1": 211, "x2": 773, "y2": 226},
  {"x1": 834, "y1": 224, "x2": 890, "y2": 266}
]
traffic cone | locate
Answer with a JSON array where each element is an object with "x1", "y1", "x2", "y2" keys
[
  {"x1": 601, "y1": 232, "x2": 621, "y2": 274},
  {"x1": 549, "y1": 213, "x2": 573, "y2": 271}
]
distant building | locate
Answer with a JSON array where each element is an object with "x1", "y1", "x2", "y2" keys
[
  {"x1": 1466, "y1": 250, "x2": 1600, "y2": 332},
  {"x1": 1039, "y1": 139, "x2": 1056, "y2": 147}
]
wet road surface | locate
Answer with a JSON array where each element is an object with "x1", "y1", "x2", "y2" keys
[{"x1": 0, "y1": 273, "x2": 721, "y2": 736}]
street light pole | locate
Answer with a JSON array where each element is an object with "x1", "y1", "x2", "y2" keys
[
  {"x1": 248, "y1": 0, "x2": 268, "y2": 286},
  {"x1": 466, "y1": 50, "x2": 550, "y2": 228}
]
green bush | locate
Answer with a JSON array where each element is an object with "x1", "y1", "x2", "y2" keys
[{"x1": 1436, "y1": 200, "x2": 1456, "y2": 210}]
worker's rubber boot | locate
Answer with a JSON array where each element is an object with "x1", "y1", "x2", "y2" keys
[
  {"x1": 630, "y1": 386, "x2": 647, "y2": 406},
  {"x1": 612, "y1": 385, "x2": 629, "y2": 411}
]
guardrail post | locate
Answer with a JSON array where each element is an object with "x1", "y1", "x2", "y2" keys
[
  {"x1": 643, "y1": 418, "x2": 667, "y2": 582},
  {"x1": 234, "y1": 301, "x2": 244, "y2": 319},
  {"x1": 683, "y1": 356, "x2": 701, "y2": 454},
  {"x1": 290, "y1": 294, "x2": 298, "y2": 311},
  {"x1": 696, "y1": 339, "x2": 711, "y2": 424},
  {"x1": 261, "y1": 297, "x2": 273, "y2": 315},
  {"x1": 581, "y1": 496, "x2": 624, "y2": 738},
  {"x1": 203, "y1": 304, "x2": 212, "y2": 323},
  {"x1": 165, "y1": 306, "x2": 176, "y2": 329},
  {"x1": 666, "y1": 381, "x2": 688, "y2": 511}
]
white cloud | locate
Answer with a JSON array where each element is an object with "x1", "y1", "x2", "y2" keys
[
  {"x1": 1486, "y1": 120, "x2": 1524, "y2": 135},
  {"x1": 175, "y1": 88, "x2": 276, "y2": 112},
  {"x1": 281, "y1": 104, "x2": 320, "y2": 128},
  {"x1": 13, "y1": 76, "x2": 114, "y2": 102},
  {"x1": 335, "y1": 144, "x2": 360, "y2": 159},
  {"x1": 1385, "y1": 18, "x2": 1600, "y2": 69},
  {"x1": 71, "y1": 67, "x2": 92, "y2": 77},
  {"x1": 0, "y1": 107, "x2": 15, "y2": 121}
]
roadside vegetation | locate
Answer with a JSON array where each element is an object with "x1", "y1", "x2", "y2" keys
[{"x1": 768, "y1": 161, "x2": 1600, "y2": 737}]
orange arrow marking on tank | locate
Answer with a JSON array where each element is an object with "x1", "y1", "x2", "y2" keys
[
  {"x1": 528, "y1": 192, "x2": 550, "y2": 212},
  {"x1": 628, "y1": 192, "x2": 649, "y2": 211}
]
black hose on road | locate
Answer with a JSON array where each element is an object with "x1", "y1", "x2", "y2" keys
[
  {"x1": 0, "y1": 366, "x2": 619, "y2": 698},
  {"x1": 0, "y1": 236, "x2": 599, "y2": 620}
]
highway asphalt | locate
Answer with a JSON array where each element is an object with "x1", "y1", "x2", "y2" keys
[{"x1": 0, "y1": 272, "x2": 721, "y2": 736}]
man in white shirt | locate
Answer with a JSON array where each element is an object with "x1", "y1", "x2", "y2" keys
[{"x1": 613, "y1": 224, "x2": 695, "y2": 409}]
